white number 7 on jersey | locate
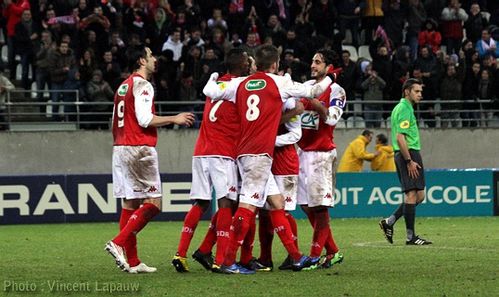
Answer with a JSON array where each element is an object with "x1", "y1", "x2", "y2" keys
[{"x1": 246, "y1": 94, "x2": 260, "y2": 121}]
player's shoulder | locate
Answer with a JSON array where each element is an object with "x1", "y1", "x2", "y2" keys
[{"x1": 133, "y1": 75, "x2": 153, "y2": 90}]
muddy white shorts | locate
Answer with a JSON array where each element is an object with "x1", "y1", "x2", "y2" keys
[{"x1": 189, "y1": 156, "x2": 238, "y2": 201}]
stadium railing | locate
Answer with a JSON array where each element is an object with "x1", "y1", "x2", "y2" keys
[{"x1": 1, "y1": 89, "x2": 498, "y2": 131}]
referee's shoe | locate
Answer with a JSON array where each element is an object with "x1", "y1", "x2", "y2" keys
[
  {"x1": 406, "y1": 235, "x2": 432, "y2": 245},
  {"x1": 379, "y1": 219, "x2": 394, "y2": 244}
]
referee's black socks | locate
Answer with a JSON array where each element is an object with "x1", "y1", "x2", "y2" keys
[{"x1": 404, "y1": 203, "x2": 416, "y2": 241}]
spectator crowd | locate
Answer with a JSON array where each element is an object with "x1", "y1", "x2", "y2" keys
[{"x1": 1, "y1": 0, "x2": 498, "y2": 129}]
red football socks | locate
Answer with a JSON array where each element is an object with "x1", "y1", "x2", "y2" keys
[
  {"x1": 240, "y1": 213, "x2": 256, "y2": 265},
  {"x1": 223, "y1": 207, "x2": 255, "y2": 266},
  {"x1": 285, "y1": 211, "x2": 298, "y2": 250},
  {"x1": 310, "y1": 208, "x2": 332, "y2": 257},
  {"x1": 118, "y1": 208, "x2": 140, "y2": 267},
  {"x1": 212, "y1": 207, "x2": 232, "y2": 265},
  {"x1": 113, "y1": 203, "x2": 160, "y2": 257},
  {"x1": 176, "y1": 204, "x2": 204, "y2": 257},
  {"x1": 198, "y1": 210, "x2": 219, "y2": 255},
  {"x1": 270, "y1": 209, "x2": 302, "y2": 261}
]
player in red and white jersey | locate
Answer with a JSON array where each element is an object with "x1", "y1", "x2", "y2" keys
[
  {"x1": 105, "y1": 45, "x2": 194, "y2": 274},
  {"x1": 172, "y1": 49, "x2": 249, "y2": 273},
  {"x1": 256, "y1": 98, "x2": 304, "y2": 271},
  {"x1": 297, "y1": 49, "x2": 346, "y2": 269},
  {"x1": 203, "y1": 45, "x2": 334, "y2": 274}
]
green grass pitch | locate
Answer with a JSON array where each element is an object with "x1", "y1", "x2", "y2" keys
[{"x1": 1, "y1": 217, "x2": 498, "y2": 297}]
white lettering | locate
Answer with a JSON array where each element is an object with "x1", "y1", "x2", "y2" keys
[
  {"x1": 427, "y1": 186, "x2": 443, "y2": 204},
  {"x1": 33, "y1": 185, "x2": 75, "y2": 215},
  {"x1": 0, "y1": 185, "x2": 30, "y2": 216},
  {"x1": 367, "y1": 187, "x2": 386, "y2": 205},
  {"x1": 385, "y1": 187, "x2": 403, "y2": 204},
  {"x1": 78, "y1": 184, "x2": 116, "y2": 214},
  {"x1": 161, "y1": 182, "x2": 192, "y2": 212},
  {"x1": 443, "y1": 186, "x2": 461, "y2": 205},
  {"x1": 349, "y1": 187, "x2": 363, "y2": 205},
  {"x1": 476, "y1": 185, "x2": 491, "y2": 203}
]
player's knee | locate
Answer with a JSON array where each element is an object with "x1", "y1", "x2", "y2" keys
[{"x1": 194, "y1": 199, "x2": 211, "y2": 212}]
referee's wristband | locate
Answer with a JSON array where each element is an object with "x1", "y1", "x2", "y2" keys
[{"x1": 405, "y1": 159, "x2": 412, "y2": 164}]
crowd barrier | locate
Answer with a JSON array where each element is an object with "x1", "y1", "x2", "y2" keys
[{"x1": 1, "y1": 169, "x2": 497, "y2": 225}]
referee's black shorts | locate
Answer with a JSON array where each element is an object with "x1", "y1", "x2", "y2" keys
[{"x1": 394, "y1": 150, "x2": 425, "y2": 193}]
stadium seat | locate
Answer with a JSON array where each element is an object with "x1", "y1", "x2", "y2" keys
[
  {"x1": 440, "y1": 45, "x2": 447, "y2": 54},
  {"x1": 358, "y1": 45, "x2": 372, "y2": 61},
  {"x1": 0, "y1": 30, "x2": 4, "y2": 44},
  {"x1": 31, "y1": 81, "x2": 37, "y2": 99},
  {"x1": 1, "y1": 45, "x2": 7, "y2": 63},
  {"x1": 346, "y1": 116, "x2": 366, "y2": 128},
  {"x1": 336, "y1": 119, "x2": 346, "y2": 129},
  {"x1": 15, "y1": 64, "x2": 33, "y2": 81},
  {"x1": 342, "y1": 45, "x2": 358, "y2": 62}
]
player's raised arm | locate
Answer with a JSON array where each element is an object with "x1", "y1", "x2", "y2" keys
[
  {"x1": 202, "y1": 72, "x2": 244, "y2": 102},
  {"x1": 277, "y1": 73, "x2": 333, "y2": 100}
]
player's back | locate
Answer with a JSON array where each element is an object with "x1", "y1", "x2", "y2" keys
[
  {"x1": 236, "y1": 72, "x2": 283, "y2": 158},
  {"x1": 194, "y1": 74, "x2": 240, "y2": 159},
  {"x1": 112, "y1": 73, "x2": 157, "y2": 146}
]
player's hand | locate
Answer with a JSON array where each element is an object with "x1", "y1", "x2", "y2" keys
[
  {"x1": 208, "y1": 72, "x2": 219, "y2": 82},
  {"x1": 407, "y1": 161, "x2": 421, "y2": 179},
  {"x1": 293, "y1": 100, "x2": 305, "y2": 115},
  {"x1": 326, "y1": 66, "x2": 342, "y2": 83},
  {"x1": 175, "y1": 112, "x2": 195, "y2": 127},
  {"x1": 374, "y1": 150, "x2": 381, "y2": 157}
]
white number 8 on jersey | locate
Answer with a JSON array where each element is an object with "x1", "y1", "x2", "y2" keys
[{"x1": 246, "y1": 94, "x2": 260, "y2": 121}]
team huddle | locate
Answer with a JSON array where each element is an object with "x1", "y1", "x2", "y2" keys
[{"x1": 104, "y1": 42, "x2": 428, "y2": 275}]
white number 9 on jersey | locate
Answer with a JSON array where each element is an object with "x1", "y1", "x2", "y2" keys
[
  {"x1": 117, "y1": 100, "x2": 125, "y2": 127},
  {"x1": 246, "y1": 94, "x2": 260, "y2": 121}
]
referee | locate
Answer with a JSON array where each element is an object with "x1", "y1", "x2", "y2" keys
[{"x1": 379, "y1": 78, "x2": 432, "y2": 245}]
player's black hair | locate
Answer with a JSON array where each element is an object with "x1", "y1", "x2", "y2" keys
[
  {"x1": 316, "y1": 48, "x2": 336, "y2": 66},
  {"x1": 402, "y1": 78, "x2": 423, "y2": 95},
  {"x1": 225, "y1": 48, "x2": 247, "y2": 75},
  {"x1": 255, "y1": 45, "x2": 279, "y2": 71},
  {"x1": 362, "y1": 129, "x2": 373, "y2": 137},
  {"x1": 126, "y1": 44, "x2": 148, "y2": 72},
  {"x1": 376, "y1": 133, "x2": 388, "y2": 145}
]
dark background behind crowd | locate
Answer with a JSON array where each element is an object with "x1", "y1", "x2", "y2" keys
[{"x1": 1, "y1": 0, "x2": 498, "y2": 129}]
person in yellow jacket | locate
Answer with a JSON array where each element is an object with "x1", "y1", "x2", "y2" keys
[
  {"x1": 371, "y1": 133, "x2": 396, "y2": 171},
  {"x1": 338, "y1": 130, "x2": 378, "y2": 172}
]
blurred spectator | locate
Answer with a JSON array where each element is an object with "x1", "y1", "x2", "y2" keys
[
  {"x1": 418, "y1": 19, "x2": 442, "y2": 54},
  {"x1": 146, "y1": 8, "x2": 171, "y2": 55},
  {"x1": 382, "y1": 0, "x2": 405, "y2": 48},
  {"x1": 80, "y1": 5, "x2": 111, "y2": 57},
  {"x1": 360, "y1": 63, "x2": 386, "y2": 128},
  {"x1": 361, "y1": 0, "x2": 384, "y2": 45},
  {"x1": 109, "y1": 31, "x2": 126, "y2": 69},
  {"x1": 462, "y1": 61, "x2": 481, "y2": 127},
  {"x1": 336, "y1": 0, "x2": 362, "y2": 47},
  {"x1": 177, "y1": 0, "x2": 202, "y2": 30},
  {"x1": 411, "y1": 66, "x2": 436, "y2": 127},
  {"x1": 406, "y1": 0, "x2": 427, "y2": 60},
  {"x1": 3, "y1": 0, "x2": 31, "y2": 80},
  {"x1": 209, "y1": 27, "x2": 233, "y2": 58},
  {"x1": 424, "y1": 0, "x2": 446, "y2": 21},
  {"x1": 371, "y1": 133, "x2": 395, "y2": 172},
  {"x1": 48, "y1": 41, "x2": 76, "y2": 121},
  {"x1": 207, "y1": 8, "x2": 227, "y2": 31},
  {"x1": 35, "y1": 30, "x2": 55, "y2": 112},
  {"x1": 162, "y1": 29, "x2": 184, "y2": 62},
  {"x1": 370, "y1": 33, "x2": 393, "y2": 100},
  {"x1": 478, "y1": 69, "x2": 496, "y2": 126},
  {"x1": 78, "y1": 48, "x2": 97, "y2": 85},
  {"x1": 99, "y1": 50, "x2": 121, "y2": 90},
  {"x1": 14, "y1": 9, "x2": 39, "y2": 90},
  {"x1": 281, "y1": 27, "x2": 308, "y2": 62},
  {"x1": 77, "y1": 0, "x2": 91, "y2": 19},
  {"x1": 338, "y1": 50, "x2": 357, "y2": 107},
  {"x1": 280, "y1": 49, "x2": 309, "y2": 82},
  {"x1": 414, "y1": 45, "x2": 439, "y2": 100},
  {"x1": 0, "y1": 65, "x2": 15, "y2": 130},
  {"x1": 441, "y1": 0, "x2": 468, "y2": 55},
  {"x1": 84, "y1": 69, "x2": 113, "y2": 129},
  {"x1": 464, "y1": 3, "x2": 488, "y2": 44},
  {"x1": 440, "y1": 54, "x2": 466, "y2": 128},
  {"x1": 310, "y1": 0, "x2": 337, "y2": 40},
  {"x1": 338, "y1": 129, "x2": 378, "y2": 172},
  {"x1": 240, "y1": 31, "x2": 260, "y2": 58},
  {"x1": 264, "y1": 14, "x2": 286, "y2": 48},
  {"x1": 476, "y1": 28, "x2": 499, "y2": 59}
]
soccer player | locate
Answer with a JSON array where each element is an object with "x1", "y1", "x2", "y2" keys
[
  {"x1": 379, "y1": 78, "x2": 432, "y2": 245},
  {"x1": 295, "y1": 49, "x2": 345, "y2": 270},
  {"x1": 203, "y1": 44, "x2": 334, "y2": 274},
  {"x1": 171, "y1": 49, "x2": 249, "y2": 273},
  {"x1": 257, "y1": 100, "x2": 304, "y2": 271},
  {"x1": 105, "y1": 45, "x2": 195, "y2": 273}
]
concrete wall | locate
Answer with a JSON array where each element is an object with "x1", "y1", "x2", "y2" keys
[{"x1": 0, "y1": 128, "x2": 498, "y2": 175}]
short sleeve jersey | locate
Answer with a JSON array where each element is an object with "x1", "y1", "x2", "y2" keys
[
  {"x1": 193, "y1": 74, "x2": 240, "y2": 159},
  {"x1": 112, "y1": 73, "x2": 157, "y2": 146},
  {"x1": 390, "y1": 98, "x2": 421, "y2": 151},
  {"x1": 298, "y1": 82, "x2": 346, "y2": 151}
]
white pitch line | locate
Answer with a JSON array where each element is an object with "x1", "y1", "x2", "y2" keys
[{"x1": 353, "y1": 241, "x2": 498, "y2": 252}]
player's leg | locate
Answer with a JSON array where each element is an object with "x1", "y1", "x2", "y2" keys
[
  {"x1": 239, "y1": 209, "x2": 257, "y2": 268},
  {"x1": 175, "y1": 199, "x2": 210, "y2": 258},
  {"x1": 119, "y1": 199, "x2": 141, "y2": 268}
]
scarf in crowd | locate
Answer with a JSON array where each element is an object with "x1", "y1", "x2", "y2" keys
[
  {"x1": 47, "y1": 15, "x2": 76, "y2": 25},
  {"x1": 480, "y1": 37, "x2": 497, "y2": 51}
]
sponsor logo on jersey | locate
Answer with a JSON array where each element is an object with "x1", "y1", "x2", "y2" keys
[
  {"x1": 400, "y1": 120, "x2": 410, "y2": 129},
  {"x1": 217, "y1": 81, "x2": 227, "y2": 90},
  {"x1": 117, "y1": 84, "x2": 129, "y2": 96},
  {"x1": 300, "y1": 111, "x2": 320, "y2": 130},
  {"x1": 245, "y1": 79, "x2": 266, "y2": 91}
]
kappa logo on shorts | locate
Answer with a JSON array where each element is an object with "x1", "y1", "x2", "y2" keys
[
  {"x1": 147, "y1": 186, "x2": 158, "y2": 193},
  {"x1": 229, "y1": 186, "x2": 237, "y2": 192},
  {"x1": 284, "y1": 196, "x2": 292, "y2": 203},
  {"x1": 251, "y1": 193, "x2": 260, "y2": 199},
  {"x1": 324, "y1": 193, "x2": 332, "y2": 199}
]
